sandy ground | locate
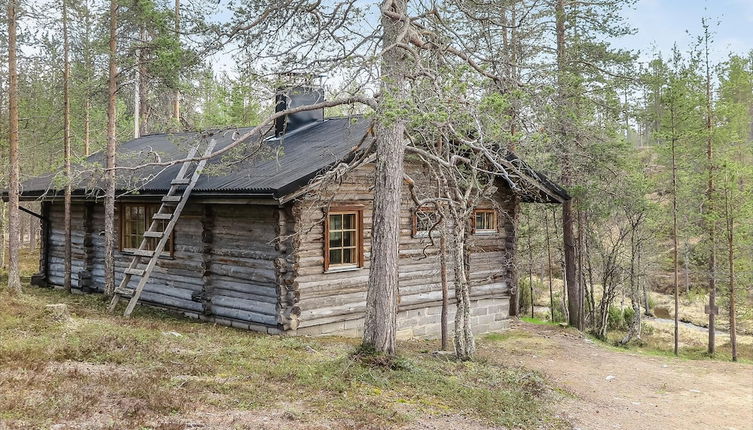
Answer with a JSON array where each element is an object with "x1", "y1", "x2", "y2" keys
[{"x1": 493, "y1": 321, "x2": 753, "y2": 430}]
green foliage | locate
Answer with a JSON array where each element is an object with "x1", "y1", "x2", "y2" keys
[
  {"x1": 607, "y1": 306, "x2": 625, "y2": 331},
  {"x1": 550, "y1": 294, "x2": 567, "y2": 323},
  {"x1": 517, "y1": 277, "x2": 545, "y2": 315}
]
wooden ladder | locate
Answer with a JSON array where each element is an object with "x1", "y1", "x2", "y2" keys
[{"x1": 108, "y1": 138, "x2": 217, "y2": 317}]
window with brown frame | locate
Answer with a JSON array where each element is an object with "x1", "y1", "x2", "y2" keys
[
  {"x1": 412, "y1": 208, "x2": 440, "y2": 237},
  {"x1": 473, "y1": 209, "x2": 497, "y2": 234},
  {"x1": 120, "y1": 203, "x2": 174, "y2": 255},
  {"x1": 324, "y1": 208, "x2": 363, "y2": 271}
]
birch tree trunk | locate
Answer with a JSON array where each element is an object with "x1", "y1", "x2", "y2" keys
[
  {"x1": 6, "y1": 0, "x2": 22, "y2": 295},
  {"x1": 440, "y1": 219, "x2": 449, "y2": 351},
  {"x1": 104, "y1": 0, "x2": 118, "y2": 298},
  {"x1": 361, "y1": 0, "x2": 408, "y2": 356},
  {"x1": 63, "y1": 0, "x2": 73, "y2": 293}
]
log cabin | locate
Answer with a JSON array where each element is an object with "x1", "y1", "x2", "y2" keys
[{"x1": 7, "y1": 87, "x2": 569, "y2": 338}]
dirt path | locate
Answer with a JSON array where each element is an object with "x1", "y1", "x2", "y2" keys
[{"x1": 491, "y1": 322, "x2": 753, "y2": 430}]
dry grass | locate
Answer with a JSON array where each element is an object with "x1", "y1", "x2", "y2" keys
[{"x1": 0, "y1": 285, "x2": 567, "y2": 430}]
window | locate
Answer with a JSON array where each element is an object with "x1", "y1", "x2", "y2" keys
[
  {"x1": 412, "y1": 208, "x2": 440, "y2": 237},
  {"x1": 324, "y1": 208, "x2": 363, "y2": 271},
  {"x1": 120, "y1": 203, "x2": 173, "y2": 255},
  {"x1": 473, "y1": 209, "x2": 497, "y2": 234}
]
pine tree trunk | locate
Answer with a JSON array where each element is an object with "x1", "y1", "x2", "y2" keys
[
  {"x1": 545, "y1": 209, "x2": 554, "y2": 321},
  {"x1": 0, "y1": 202, "x2": 5, "y2": 269},
  {"x1": 452, "y1": 222, "x2": 475, "y2": 360},
  {"x1": 63, "y1": 0, "x2": 73, "y2": 293},
  {"x1": 83, "y1": 0, "x2": 92, "y2": 156},
  {"x1": 555, "y1": 0, "x2": 580, "y2": 329},
  {"x1": 505, "y1": 197, "x2": 520, "y2": 317},
  {"x1": 103, "y1": 0, "x2": 118, "y2": 298},
  {"x1": 361, "y1": 0, "x2": 408, "y2": 356},
  {"x1": 6, "y1": 0, "x2": 22, "y2": 295},
  {"x1": 725, "y1": 183, "x2": 737, "y2": 362},
  {"x1": 703, "y1": 28, "x2": 716, "y2": 356},
  {"x1": 173, "y1": 0, "x2": 181, "y2": 121},
  {"x1": 138, "y1": 25, "x2": 148, "y2": 136},
  {"x1": 671, "y1": 122, "x2": 680, "y2": 356}
]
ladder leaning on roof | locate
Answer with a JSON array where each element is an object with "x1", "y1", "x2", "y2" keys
[{"x1": 108, "y1": 138, "x2": 217, "y2": 317}]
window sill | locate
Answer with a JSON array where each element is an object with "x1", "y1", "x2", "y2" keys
[
  {"x1": 474, "y1": 230, "x2": 497, "y2": 236},
  {"x1": 325, "y1": 265, "x2": 361, "y2": 274}
]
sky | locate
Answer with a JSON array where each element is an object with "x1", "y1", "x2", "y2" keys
[
  {"x1": 208, "y1": 0, "x2": 753, "y2": 75},
  {"x1": 613, "y1": 0, "x2": 753, "y2": 64}
]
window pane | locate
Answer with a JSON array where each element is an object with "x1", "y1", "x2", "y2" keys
[
  {"x1": 330, "y1": 249, "x2": 342, "y2": 265},
  {"x1": 330, "y1": 214, "x2": 342, "y2": 230},
  {"x1": 343, "y1": 230, "x2": 356, "y2": 247},
  {"x1": 476, "y1": 211, "x2": 495, "y2": 231},
  {"x1": 343, "y1": 213, "x2": 356, "y2": 229},
  {"x1": 329, "y1": 231, "x2": 342, "y2": 249},
  {"x1": 342, "y1": 248, "x2": 353, "y2": 264}
]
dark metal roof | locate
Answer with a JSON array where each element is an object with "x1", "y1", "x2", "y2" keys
[
  {"x1": 503, "y1": 152, "x2": 570, "y2": 203},
  {"x1": 17, "y1": 117, "x2": 372, "y2": 199},
  {"x1": 11, "y1": 116, "x2": 568, "y2": 203}
]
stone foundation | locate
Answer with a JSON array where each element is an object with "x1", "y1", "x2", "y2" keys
[{"x1": 295, "y1": 295, "x2": 511, "y2": 338}]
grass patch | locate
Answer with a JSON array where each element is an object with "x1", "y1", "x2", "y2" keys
[
  {"x1": 601, "y1": 324, "x2": 753, "y2": 364},
  {"x1": 0, "y1": 285, "x2": 568, "y2": 429},
  {"x1": 521, "y1": 317, "x2": 560, "y2": 326}
]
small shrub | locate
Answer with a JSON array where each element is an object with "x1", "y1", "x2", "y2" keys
[
  {"x1": 623, "y1": 307, "x2": 636, "y2": 327},
  {"x1": 641, "y1": 322, "x2": 655, "y2": 336},
  {"x1": 550, "y1": 294, "x2": 567, "y2": 323},
  {"x1": 607, "y1": 306, "x2": 624, "y2": 331},
  {"x1": 517, "y1": 278, "x2": 545, "y2": 315},
  {"x1": 517, "y1": 279, "x2": 533, "y2": 315},
  {"x1": 647, "y1": 295, "x2": 656, "y2": 312}
]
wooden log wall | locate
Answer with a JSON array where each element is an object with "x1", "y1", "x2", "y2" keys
[
  {"x1": 289, "y1": 162, "x2": 514, "y2": 333},
  {"x1": 44, "y1": 201, "x2": 281, "y2": 328}
]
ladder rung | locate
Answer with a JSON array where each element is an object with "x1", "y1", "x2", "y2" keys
[
  {"x1": 143, "y1": 231, "x2": 163, "y2": 239},
  {"x1": 131, "y1": 249, "x2": 154, "y2": 257},
  {"x1": 171, "y1": 178, "x2": 191, "y2": 185},
  {"x1": 162, "y1": 195, "x2": 182, "y2": 203},
  {"x1": 115, "y1": 287, "x2": 134, "y2": 297},
  {"x1": 124, "y1": 268, "x2": 144, "y2": 277},
  {"x1": 152, "y1": 213, "x2": 172, "y2": 220}
]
